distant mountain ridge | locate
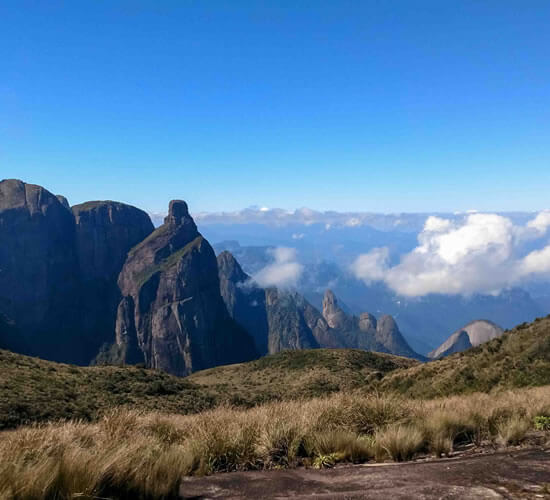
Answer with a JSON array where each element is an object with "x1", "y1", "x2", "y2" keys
[
  {"x1": 212, "y1": 240, "x2": 546, "y2": 355},
  {"x1": 217, "y1": 251, "x2": 423, "y2": 359},
  {"x1": 428, "y1": 320, "x2": 504, "y2": 359}
]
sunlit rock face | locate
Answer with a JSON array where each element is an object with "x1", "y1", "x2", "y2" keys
[{"x1": 115, "y1": 200, "x2": 257, "y2": 376}]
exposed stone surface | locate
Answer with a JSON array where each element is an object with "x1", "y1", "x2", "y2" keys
[
  {"x1": 115, "y1": 201, "x2": 257, "y2": 375},
  {"x1": 218, "y1": 253, "x2": 421, "y2": 359},
  {"x1": 322, "y1": 289, "x2": 355, "y2": 331},
  {"x1": 0, "y1": 178, "x2": 421, "y2": 371},
  {"x1": 429, "y1": 320, "x2": 504, "y2": 359},
  {"x1": 180, "y1": 448, "x2": 550, "y2": 499},
  {"x1": 264, "y1": 288, "x2": 321, "y2": 353},
  {"x1": 321, "y1": 290, "x2": 420, "y2": 358},
  {"x1": 0, "y1": 179, "x2": 82, "y2": 362},
  {"x1": 217, "y1": 251, "x2": 269, "y2": 355},
  {"x1": 72, "y1": 201, "x2": 153, "y2": 283},
  {"x1": 374, "y1": 314, "x2": 418, "y2": 357},
  {"x1": 72, "y1": 200, "x2": 154, "y2": 360},
  {"x1": 218, "y1": 252, "x2": 340, "y2": 354}
]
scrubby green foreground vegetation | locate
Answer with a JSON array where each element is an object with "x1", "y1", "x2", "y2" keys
[
  {"x1": 187, "y1": 348, "x2": 417, "y2": 404},
  {"x1": 0, "y1": 349, "x2": 215, "y2": 430},
  {"x1": 1, "y1": 387, "x2": 549, "y2": 499},
  {"x1": 0, "y1": 348, "x2": 414, "y2": 429},
  {"x1": 2, "y1": 315, "x2": 550, "y2": 431},
  {"x1": 382, "y1": 315, "x2": 550, "y2": 397}
]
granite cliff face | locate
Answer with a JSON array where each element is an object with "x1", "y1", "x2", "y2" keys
[
  {"x1": 217, "y1": 250, "x2": 421, "y2": 359},
  {"x1": 264, "y1": 288, "x2": 322, "y2": 353},
  {"x1": 320, "y1": 290, "x2": 420, "y2": 358},
  {"x1": 72, "y1": 201, "x2": 154, "y2": 358},
  {"x1": 428, "y1": 320, "x2": 504, "y2": 359},
  {"x1": 218, "y1": 251, "x2": 339, "y2": 354},
  {"x1": 114, "y1": 201, "x2": 257, "y2": 375},
  {"x1": 0, "y1": 179, "x2": 82, "y2": 361},
  {"x1": 0, "y1": 178, "x2": 420, "y2": 372},
  {"x1": 0, "y1": 179, "x2": 156, "y2": 364},
  {"x1": 217, "y1": 251, "x2": 269, "y2": 355},
  {"x1": 72, "y1": 201, "x2": 154, "y2": 284}
]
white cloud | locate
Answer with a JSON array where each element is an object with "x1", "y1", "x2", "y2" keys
[
  {"x1": 351, "y1": 248, "x2": 389, "y2": 282},
  {"x1": 423, "y1": 216, "x2": 452, "y2": 233},
  {"x1": 527, "y1": 210, "x2": 550, "y2": 234},
  {"x1": 292, "y1": 233, "x2": 305, "y2": 240},
  {"x1": 352, "y1": 212, "x2": 550, "y2": 297},
  {"x1": 253, "y1": 247, "x2": 304, "y2": 288},
  {"x1": 520, "y1": 246, "x2": 550, "y2": 276}
]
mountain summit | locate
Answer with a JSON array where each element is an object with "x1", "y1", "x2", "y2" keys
[
  {"x1": 114, "y1": 201, "x2": 257, "y2": 375},
  {"x1": 428, "y1": 320, "x2": 504, "y2": 359},
  {"x1": 217, "y1": 253, "x2": 421, "y2": 359}
]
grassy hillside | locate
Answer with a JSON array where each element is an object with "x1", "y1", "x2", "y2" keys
[
  {"x1": 0, "y1": 348, "x2": 415, "y2": 429},
  {"x1": 188, "y1": 348, "x2": 418, "y2": 404},
  {"x1": 2, "y1": 314, "x2": 549, "y2": 430},
  {"x1": 0, "y1": 349, "x2": 216, "y2": 429},
  {"x1": 382, "y1": 315, "x2": 550, "y2": 397}
]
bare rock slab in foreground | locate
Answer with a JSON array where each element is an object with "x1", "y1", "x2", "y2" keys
[{"x1": 181, "y1": 448, "x2": 550, "y2": 499}]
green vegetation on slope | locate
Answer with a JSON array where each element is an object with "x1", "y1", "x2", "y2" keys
[
  {"x1": 188, "y1": 348, "x2": 418, "y2": 405},
  {"x1": 382, "y1": 315, "x2": 550, "y2": 397},
  {"x1": 2, "y1": 313, "x2": 550, "y2": 430},
  {"x1": 0, "y1": 348, "x2": 415, "y2": 429},
  {"x1": 0, "y1": 349, "x2": 215, "y2": 430}
]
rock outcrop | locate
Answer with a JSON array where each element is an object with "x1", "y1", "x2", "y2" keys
[
  {"x1": 320, "y1": 290, "x2": 420, "y2": 358},
  {"x1": 428, "y1": 320, "x2": 504, "y2": 359},
  {"x1": 72, "y1": 200, "x2": 154, "y2": 358},
  {"x1": 322, "y1": 290, "x2": 355, "y2": 331},
  {"x1": 0, "y1": 178, "x2": 421, "y2": 372},
  {"x1": 217, "y1": 251, "x2": 421, "y2": 359},
  {"x1": 114, "y1": 201, "x2": 257, "y2": 375},
  {"x1": 218, "y1": 251, "x2": 339, "y2": 354},
  {"x1": 217, "y1": 251, "x2": 269, "y2": 355},
  {"x1": 0, "y1": 179, "x2": 82, "y2": 362},
  {"x1": 0, "y1": 179, "x2": 159, "y2": 364}
]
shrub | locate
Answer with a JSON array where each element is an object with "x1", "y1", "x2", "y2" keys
[
  {"x1": 304, "y1": 430, "x2": 373, "y2": 464},
  {"x1": 535, "y1": 416, "x2": 550, "y2": 431},
  {"x1": 496, "y1": 416, "x2": 531, "y2": 446},
  {"x1": 374, "y1": 424, "x2": 424, "y2": 462}
]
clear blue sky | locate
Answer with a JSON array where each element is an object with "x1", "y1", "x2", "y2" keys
[{"x1": 1, "y1": 1, "x2": 549, "y2": 213}]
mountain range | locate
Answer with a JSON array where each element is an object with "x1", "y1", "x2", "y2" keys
[
  {"x1": 213, "y1": 240, "x2": 546, "y2": 354},
  {"x1": 0, "y1": 179, "x2": 421, "y2": 374}
]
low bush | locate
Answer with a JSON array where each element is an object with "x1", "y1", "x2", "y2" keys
[{"x1": 374, "y1": 424, "x2": 425, "y2": 461}]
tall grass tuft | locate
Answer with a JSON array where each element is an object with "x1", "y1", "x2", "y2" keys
[{"x1": 374, "y1": 424, "x2": 425, "y2": 461}]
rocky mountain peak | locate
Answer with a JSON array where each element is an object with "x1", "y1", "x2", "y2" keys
[
  {"x1": 56, "y1": 195, "x2": 70, "y2": 210},
  {"x1": 322, "y1": 289, "x2": 353, "y2": 330},
  {"x1": 428, "y1": 320, "x2": 504, "y2": 359},
  {"x1": 359, "y1": 312, "x2": 377, "y2": 332},
  {"x1": 114, "y1": 202, "x2": 257, "y2": 375},
  {"x1": 165, "y1": 199, "x2": 192, "y2": 226},
  {"x1": 217, "y1": 251, "x2": 249, "y2": 284}
]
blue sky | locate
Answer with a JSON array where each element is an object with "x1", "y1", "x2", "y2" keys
[{"x1": 1, "y1": 1, "x2": 550, "y2": 213}]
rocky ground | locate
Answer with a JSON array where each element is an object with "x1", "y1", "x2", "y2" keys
[{"x1": 180, "y1": 447, "x2": 550, "y2": 499}]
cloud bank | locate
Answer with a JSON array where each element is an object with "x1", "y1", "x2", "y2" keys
[
  {"x1": 253, "y1": 247, "x2": 304, "y2": 288},
  {"x1": 351, "y1": 212, "x2": 550, "y2": 297}
]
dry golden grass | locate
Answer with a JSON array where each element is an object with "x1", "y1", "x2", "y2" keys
[{"x1": 1, "y1": 386, "x2": 549, "y2": 499}]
